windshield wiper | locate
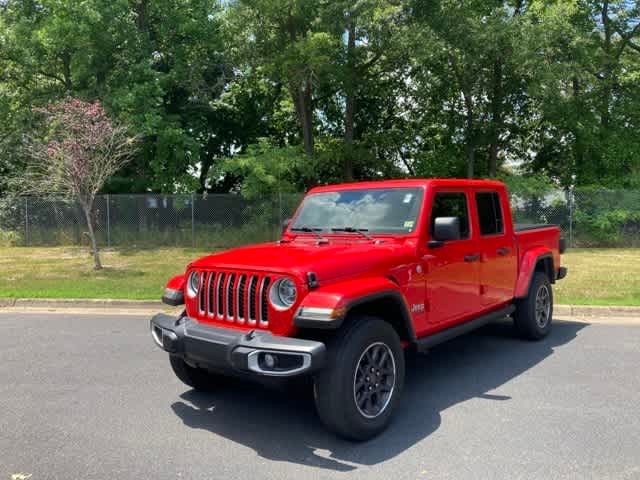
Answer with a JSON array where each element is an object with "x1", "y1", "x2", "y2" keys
[
  {"x1": 330, "y1": 227, "x2": 374, "y2": 241},
  {"x1": 290, "y1": 226, "x2": 327, "y2": 242}
]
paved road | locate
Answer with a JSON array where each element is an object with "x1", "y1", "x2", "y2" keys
[{"x1": 1, "y1": 312, "x2": 639, "y2": 480}]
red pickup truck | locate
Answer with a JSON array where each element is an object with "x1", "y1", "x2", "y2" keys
[{"x1": 151, "y1": 179, "x2": 567, "y2": 440}]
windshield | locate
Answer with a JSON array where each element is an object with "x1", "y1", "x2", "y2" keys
[{"x1": 291, "y1": 187, "x2": 424, "y2": 234}]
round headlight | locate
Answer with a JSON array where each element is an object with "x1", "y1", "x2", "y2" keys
[
  {"x1": 187, "y1": 271, "x2": 200, "y2": 297},
  {"x1": 270, "y1": 277, "x2": 297, "y2": 309}
]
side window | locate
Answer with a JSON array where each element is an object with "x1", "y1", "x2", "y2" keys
[
  {"x1": 476, "y1": 192, "x2": 504, "y2": 235},
  {"x1": 430, "y1": 192, "x2": 470, "y2": 239}
]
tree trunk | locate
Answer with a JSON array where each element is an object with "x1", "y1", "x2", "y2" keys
[
  {"x1": 488, "y1": 59, "x2": 503, "y2": 177},
  {"x1": 292, "y1": 79, "x2": 314, "y2": 157},
  {"x1": 61, "y1": 51, "x2": 72, "y2": 92},
  {"x1": 135, "y1": 0, "x2": 149, "y2": 32},
  {"x1": 572, "y1": 76, "x2": 585, "y2": 180},
  {"x1": 343, "y1": 20, "x2": 356, "y2": 181},
  {"x1": 599, "y1": 0, "x2": 613, "y2": 142},
  {"x1": 198, "y1": 152, "x2": 214, "y2": 194},
  {"x1": 488, "y1": 143, "x2": 498, "y2": 177},
  {"x1": 82, "y1": 202, "x2": 102, "y2": 270},
  {"x1": 466, "y1": 144, "x2": 475, "y2": 179},
  {"x1": 463, "y1": 90, "x2": 475, "y2": 178}
]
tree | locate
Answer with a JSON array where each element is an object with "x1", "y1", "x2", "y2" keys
[
  {"x1": 227, "y1": 0, "x2": 338, "y2": 157},
  {"x1": 411, "y1": 0, "x2": 534, "y2": 178},
  {"x1": 2, "y1": 0, "x2": 640, "y2": 193},
  {"x1": 15, "y1": 98, "x2": 138, "y2": 269},
  {"x1": 113, "y1": 0, "x2": 235, "y2": 192},
  {"x1": 514, "y1": 0, "x2": 640, "y2": 187},
  {"x1": 323, "y1": 0, "x2": 407, "y2": 180},
  {"x1": 0, "y1": 0, "x2": 235, "y2": 193}
]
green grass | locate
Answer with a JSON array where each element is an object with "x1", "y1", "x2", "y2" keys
[
  {"x1": 553, "y1": 248, "x2": 640, "y2": 306},
  {"x1": 0, "y1": 247, "x2": 211, "y2": 300},
  {"x1": 0, "y1": 247, "x2": 639, "y2": 306}
]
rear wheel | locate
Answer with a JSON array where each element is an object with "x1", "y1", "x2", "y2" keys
[
  {"x1": 313, "y1": 316, "x2": 405, "y2": 441},
  {"x1": 169, "y1": 355, "x2": 220, "y2": 391},
  {"x1": 514, "y1": 272, "x2": 553, "y2": 340}
]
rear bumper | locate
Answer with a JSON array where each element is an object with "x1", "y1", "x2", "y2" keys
[{"x1": 150, "y1": 313, "x2": 326, "y2": 377}]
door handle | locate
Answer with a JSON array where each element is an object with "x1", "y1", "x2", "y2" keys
[
  {"x1": 464, "y1": 253, "x2": 481, "y2": 263},
  {"x1": 497, "y1": 247, "x2": 511, "y2": 256}
]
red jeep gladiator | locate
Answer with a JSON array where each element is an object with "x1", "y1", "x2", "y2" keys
[{"x1": 151, "y1": 179, "x2": 567, "y2": 440}]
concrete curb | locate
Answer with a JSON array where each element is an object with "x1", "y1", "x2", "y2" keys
[
  {"x1": 0, "y1": 298, "x2": 163, "y2": 310},
  {"x1": 1, "y1": 298, "x2": 639, "y2": 318},
  {"x1": 554, "y1": 304, "x2": 640, "y2": 318}
]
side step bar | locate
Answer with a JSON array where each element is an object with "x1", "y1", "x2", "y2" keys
[{"x1": 417, "y1": 305, "x2": 515, "y2": 352}]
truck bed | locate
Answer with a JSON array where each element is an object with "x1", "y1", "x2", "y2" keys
[
  {"x1": 514, "y1": 224, "x2": 562, "y2": 278},
  {"x1": 514, "y1": 223, "x2": 557, "y2": 232}
]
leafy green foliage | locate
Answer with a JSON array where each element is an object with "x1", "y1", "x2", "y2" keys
[
  {"x1": 1, "y1": 0, "x2": 639, "y2": 197},
  {"x1": 573, "y1": 188, "x2": 640, "y2": 246},
  {"x1": 216, "y1": 139, "x2": 307, "y2": 198}
]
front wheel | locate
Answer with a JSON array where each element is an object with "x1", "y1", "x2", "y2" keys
[
  {"x1": 169, "y1": 355, "x2": 221, "y2": 391},
  {"x1": 313, "y1": 316, "x2": 405, "y2": 441},
  {"x1": 514, "y1": 272, "x2": 553, "y2": 340}
]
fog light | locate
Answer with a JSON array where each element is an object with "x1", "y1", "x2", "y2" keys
[
  {"x1": 151, "y1": 325, "x2": 163, "y2": 347},
  {"x1": 263, "y1": 353, "x2": 276, "y2": 369},
  {"x1": 246, "y1": 350, "x2": 312, "y2": 376}
]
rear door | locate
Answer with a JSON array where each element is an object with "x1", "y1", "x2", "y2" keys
[
  {"x1": 473, "y1": 189, "x2": 517, "y2": 307},
  {"x1": 423, "y1": 189, "x2": 481, "y2": 326}
]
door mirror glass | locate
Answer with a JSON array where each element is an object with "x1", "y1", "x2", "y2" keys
[{"x1": 433, "y1": 217, "x2": 461, "y2": 241}]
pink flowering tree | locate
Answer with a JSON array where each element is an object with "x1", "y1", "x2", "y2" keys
[{"x1": 22, "y1": 98, "x2": 138, "y2": 269}]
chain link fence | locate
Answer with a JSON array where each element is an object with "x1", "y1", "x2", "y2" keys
[
  {"x1": 0, "y1": 194, "x2": 303, "y2": 249},
  {"x1": 510, "y1": 188, "x2": 640, "y2": 248},
  {"x1": 1, "y1": 188, "x2": 639, "y2": 248}
]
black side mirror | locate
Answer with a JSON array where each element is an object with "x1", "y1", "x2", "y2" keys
[{"x1": 433, "y1": 216, "x2": 461, "y2": 242}]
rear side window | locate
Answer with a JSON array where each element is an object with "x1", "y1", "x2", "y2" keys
[
  {"x1": 476, "y1": 192, "x2": 504, "y2": 235},
  {"x1": 430, "y1": 192, "x2": 470, "y2": 239}
]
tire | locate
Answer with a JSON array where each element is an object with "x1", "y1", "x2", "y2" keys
[
  {"x1": 169, "y1": 355, "x2": 220, "y2": 391},
  {"x1": 514, "y1": 272, "x2": 553, "y2": 340},
  {"x1": 313, "y1": 315, "x2": 405, "y2": 441}
]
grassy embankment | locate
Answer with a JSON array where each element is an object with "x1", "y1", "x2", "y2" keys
[
  {"x1": 0, "y1": 247, "x2": 209, "y2": 300},
  {"x1": 0, "y1": 247, "x2": 638, "y2": 306}
]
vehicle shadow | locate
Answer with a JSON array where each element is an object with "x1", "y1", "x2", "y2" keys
[{"x1": 170, "y1": 319, "x2": 587, "y2": 471}]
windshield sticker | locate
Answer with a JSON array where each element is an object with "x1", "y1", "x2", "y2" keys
[
  {"x1": 403, "y1": 193, "x2": 413, "y2": 204},
  {"x1": 404, "y1": 220, "x2": 415, "y2": 228}
]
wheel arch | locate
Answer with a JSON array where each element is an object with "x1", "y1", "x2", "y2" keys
[
  {"x1": 294, "y1": 277, "x2": 416, "y2": 343},
  {"x1": 535, "y1": 256, "x2": 555, "y2": 283},
  {"x1": 515, "y1": 249, "x2": 555, "y2": 299},
  {"x1": 345, "y1": 291, "x2": 417, "y2": 343}
]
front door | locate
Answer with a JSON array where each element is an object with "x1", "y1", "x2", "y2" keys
[{"x1": 423, "y1": 190, "x2": 480, "y2": 328}]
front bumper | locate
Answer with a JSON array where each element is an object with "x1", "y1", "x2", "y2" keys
[{"x1": 150, "y1": 313, "x2": 326, "y2": 377}]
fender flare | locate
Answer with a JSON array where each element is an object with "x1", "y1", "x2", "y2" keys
[
  {"x1": 344, "y1": 289, "x2": 417, "y2": 342},
  {"x1": 166, "y1": 274, "x2": 185, "y2": 291},
  {"x1": 514, "y1": 248, "x2": 554, "y2": 299},
  {"x1": 162, "y1": 274, "x2": 185, "y2": 306},
  {"x1": 293, "y1": 277, "x2": 416, "y2": 341}
]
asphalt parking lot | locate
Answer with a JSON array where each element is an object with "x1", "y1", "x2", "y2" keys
[{"x1": 1, "y1": 312, "x2": 639, "y2": 480}]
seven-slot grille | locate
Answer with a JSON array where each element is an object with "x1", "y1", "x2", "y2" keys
[{"x1": 195, "y1": 271, "x2": 271, "y2": 327}]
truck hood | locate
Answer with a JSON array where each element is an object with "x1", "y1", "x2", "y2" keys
[{"x1": 190, "y1": 240, "x2": 417, "y2": 283}]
